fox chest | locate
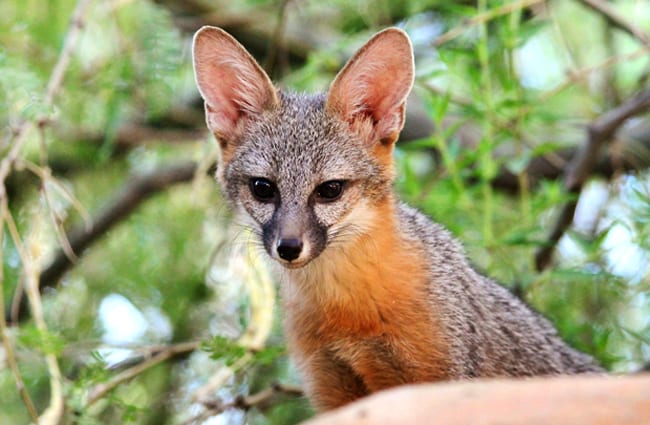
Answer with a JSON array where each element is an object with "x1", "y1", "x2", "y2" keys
[
  {"x1": 281, "y1": 252, "x2": 453, "y2": 386},
  {"x1": 285, "y1": 312, "x2": 453, "y2": 393},
  {"x1": 283, "y1": 292, "x2": 452, "y2": 388}
]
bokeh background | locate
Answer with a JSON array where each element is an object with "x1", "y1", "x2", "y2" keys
[{"x1": 1, "y1": 0, "x2": 649, "y2": 424}]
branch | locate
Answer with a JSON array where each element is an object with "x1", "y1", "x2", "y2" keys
[
  {"x1": 42, "y1": 104, "x2": 650, "y2": 197},
  {"x1": 159, "y1": 0, "x2": 312, "y2": 67},
  {"x1": 8, "y1": 161, "x2": 199, "y2": 324},
  {"x1": 0, "y1": 204, "x2": 40, "y2": 424},
  {"x1": 91, "y1": 124, "x2": 205, "y2": 147},
  {"x1": 0, "y1": 0, "x2": 92, "y2": 423},
  {"x1": 85, "y1": 341, "x2": 200, "y2": 408},
  {"x1": 182, "y1": 382, "x2": 304, "y2": 425},
  {"x1": 263, "y1": 0, "x2": 293, "y2": 77},
  {"x1": 42, "y1": 102, "x2": 650, "y2": 196},
  {"x1": 578, "y1": 0, "x2": 650, "y2": 47},
  {"x1": 433, "y1": 0, "x2": 546, "y2": 47},
  {"x1": 0, "y1": 0, "x2": 91, "y2": 191},
  {"x1": 40, "y1": 161, "x2": 198, "y2": 288},
  {"x1": 234, "y1": 382, "x2": 304, "y2": 409},
  {"x1": 535, "y1": 89, "x2": 650, "y2": 271}
]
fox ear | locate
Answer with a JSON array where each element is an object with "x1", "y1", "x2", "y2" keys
[
  {"x1": 326, "y1": 28, "x2": 414, "y2": 146},
  {"x1": 192, "y1": 26, "x2": 278, "y2": 150}
]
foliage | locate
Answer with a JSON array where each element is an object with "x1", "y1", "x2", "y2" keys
[{"x1": 1, "y1": 0, "x2": 649, "y2": 424}]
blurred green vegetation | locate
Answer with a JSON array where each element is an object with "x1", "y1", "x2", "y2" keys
[{"x1": 1, "y1": 0, "x2": 650, "y2": 424}]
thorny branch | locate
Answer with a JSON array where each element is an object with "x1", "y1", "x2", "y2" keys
[{"x1": 535, "y1": 88, "x2": 650, "y2": 271}]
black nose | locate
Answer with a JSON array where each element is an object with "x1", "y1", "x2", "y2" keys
[{"x1": 277, "y1": 238, "x2": 303, "y2": 261}]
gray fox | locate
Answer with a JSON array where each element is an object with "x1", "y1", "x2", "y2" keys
[{"x1": 192, "y1": 26, "x2": 603, "y2": 411}]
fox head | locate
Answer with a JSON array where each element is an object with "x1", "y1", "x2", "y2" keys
[{"x1": 193, "y1": 27, "x2": 414, "y2": 268}]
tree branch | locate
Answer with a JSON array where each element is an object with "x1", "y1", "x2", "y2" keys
[
  {"x1": 263, "y1": 0, "x2": 293, "y2": 77},
  {"x1": 234, "y1": 382, "x2": 304, "y2": 409},
  {"x1": 0, "y1": 0, "x2": 93, "y2": 422},
  {"x1": 8, "y1": 161, "x2": 199, "y2": 324},
  {"x1": 0, "y1": 204, "x2": 40, "y2": 424},
  {"x1": 0, "y1": 0, "x2": 91, "y2": 191},
  {"x1": 433, "y1": 0, "x2": 546, "y2": 47},
  {"x1": 40, "y1": 161, "x2": 198, "y2": 287},
  {"x1": 578, "y1": 0, "x2": 650, "y2": 47},
  {"x1": 92, "y1": 124, "x2": 205, "y2": 147},
  {"x1": 182, "y1": 382, "x2": 304, "y2": 425},
  {"x1": 45, "y1": 104, "x2": 650, "y2": 194},
  {"x1": 535, "y1": 89, "x2": 650, "y2": 271},
  {"x1": 85, "y1": 341, "x2": 200, "y2": 408}
]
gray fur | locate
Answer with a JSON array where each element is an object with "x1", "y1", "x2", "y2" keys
[{"x1": 396, "y1": 204, "x2": 602, "y2": 376}]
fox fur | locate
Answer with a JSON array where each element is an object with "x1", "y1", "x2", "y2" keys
[{"x1": 192, "y1": 26, "x2": 602, "y2": 411}]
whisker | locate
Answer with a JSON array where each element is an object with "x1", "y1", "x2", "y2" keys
[{"x1": 327, "y1": 223, "x2": 368, "y2": 249}]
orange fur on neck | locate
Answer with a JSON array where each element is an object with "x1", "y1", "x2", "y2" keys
[{"x1": 282, "y1": 197, "x2": 452, "y2": 395}]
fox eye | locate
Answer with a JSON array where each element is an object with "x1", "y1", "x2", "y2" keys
[
  {"x1": 250, "y1": 178, "x2": 277, "y2": 202},
  {"x1": 315, "y1": 180, "x2": 344, "y2": 202}
]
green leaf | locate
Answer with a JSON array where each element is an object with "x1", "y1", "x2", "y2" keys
[
  {"x1": 253, "y1": 345, "x2": 286, "y2": 366},
  {"x1": 201, "y1": 336, "x2": 247, "y2": 366},
  {"x1": 18, "y1": 326, "x2": 65, "y2": 356}
]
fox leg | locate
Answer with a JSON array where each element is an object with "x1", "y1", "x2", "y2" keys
[{"x1": 300, "y1": 350, "x2": 369, "y2": 411}]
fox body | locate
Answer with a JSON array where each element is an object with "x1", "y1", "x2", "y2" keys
[{"x1": 192, "y1": 27, "x2": 602, "y2": 411}]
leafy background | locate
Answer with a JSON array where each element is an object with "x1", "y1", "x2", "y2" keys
[{"x1": 1, "y1": 0, "x2": 649, "y2": 424}]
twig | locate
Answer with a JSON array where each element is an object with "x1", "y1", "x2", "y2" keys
[
  {"x1": 535, "y1": 88, "x2": 650, "y2": 271},
  {"x1": 8, "y1": 161, "x2": 198, "y2": 324},
  {"x1": 433, "y1": 0, "x2": 546, "y2": 47},
  {"x1": 192, "y1": 352, "x2": 255, "y2": 405},
  {"x1": 540, "y1": 45, "x2": 650, "y2": 104},
  {"x1": 85, "y1": 341, "x2": 200, "y2": 407},
  {"x1": 182, "y1": 382, "x2": 304, "y2": 425},
  {"x1": 44, "y1": 0, "x2": 92, "y2": 104},
  {"x1": 567, "y1": 90, "x2": 650, "y2": 192},
  {"x1": 25, "y1": 233, "x2": 65, "y2": 425},
  {"x1": 42, "y1": 162, "x2": 198, "y2": 284},
  {"x1": 21, "y1": 157, "x2": 92, "y2": 229},
  {"x1": 263, "y1": 0, "x2": 292, "y2": 76},
  {"x1": 3, "y1": 202, "x2": 64, "y2": 425},
  {"x1": 235, "y1": 382, "x2": 304, "y2": 407},
  {"x1": 0, "y1": 0, "x2": 93, "y2": 360},
  {"x1": 418, "y1": 82, "x2": 474, "y2": 107},
  {"x1": 191, "y1": 246, "x2": 276, "y2": 408},
  {"x1": 578, "y1": 0, "x2": 650, "y2": 47},
  {"x1": 41, "y1": 174, "x2": 79, "y2": 263},
  {"x1": 72, "y1": 124, "x2": 206, "y2": 147},
  {"x1": 0, "y1": 203, "x2": 40, "y2": 424},
  {"x1": 0, "y1": 0, "x2": 92, "y2": 193}
]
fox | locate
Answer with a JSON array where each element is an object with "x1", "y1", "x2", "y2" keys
[{"x1": 191, "y1": 26, "x2": 603, "y2": 411}]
